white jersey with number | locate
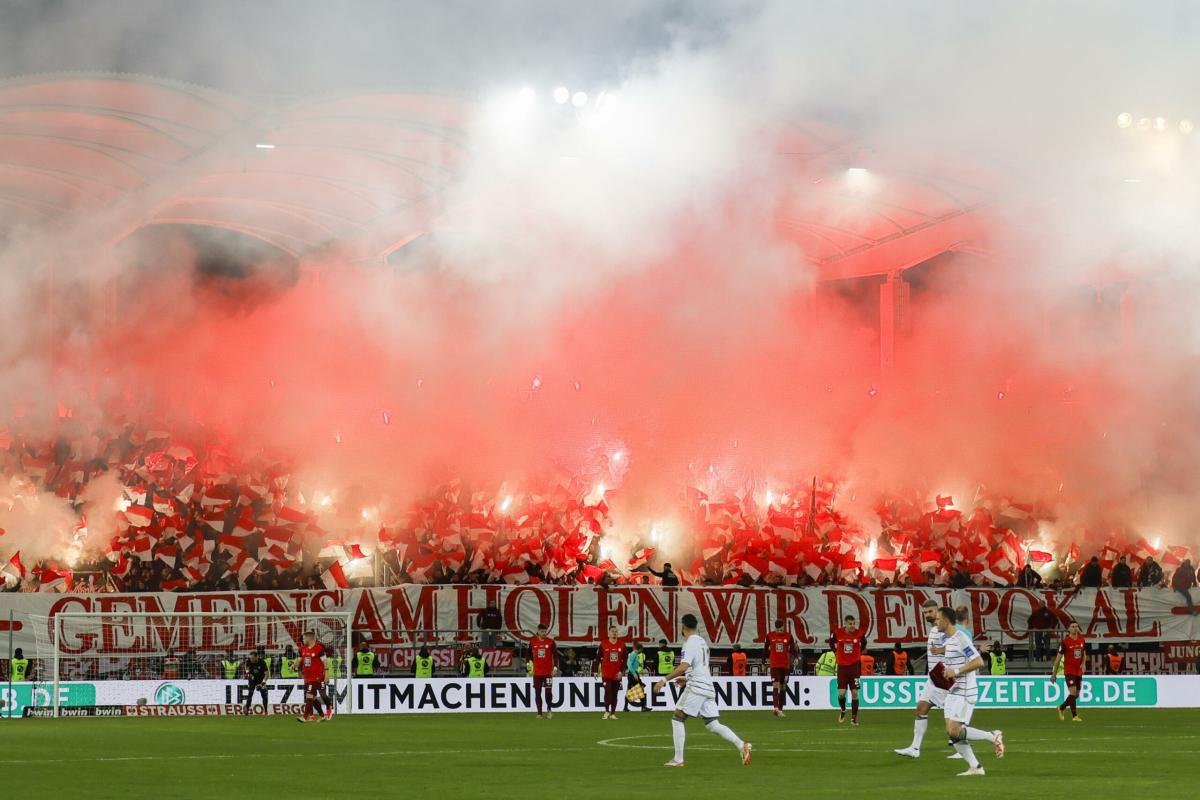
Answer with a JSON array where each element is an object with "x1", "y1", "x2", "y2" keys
[
  {"x1": 943, "y1": 628, "x2": 981, "y2": 700},
  {"x1": 679, "y1": 634, "x2": 716, "y2": 698},
  {"x1": 926, "y1": 625, "x2": 947, "y2": 672}
]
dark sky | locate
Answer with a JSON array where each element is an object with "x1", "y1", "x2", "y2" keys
[{"x1": 0, "y1": 0, "x2": 737, "y2": 96}]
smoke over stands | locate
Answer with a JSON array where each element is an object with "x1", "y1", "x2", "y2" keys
[{"x1": 0, "y1": 1, "x2": 1198, "y2": 571}]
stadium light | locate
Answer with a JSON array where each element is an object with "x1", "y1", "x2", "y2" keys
[
  {"x1": 500, "y1": 496, "x2": 512, "y2": 512},
  {"x1": 765, "y1": 489, "x2": 774, "y2": 506},
  {"x1": 1137, "y1": 117, "x2": 1152, "y2": 131},
  {"x1": 612, "y1": 451, "x2": 623, "y2": 463},
  {"x1": 255, "y1": 143, "x2": 276, "y2": 150},
  {"x1": 650, "y1": 525, "x2": 659, "y2": 544},
  {"x1": 1154, "y1": 116, "x2": 1168, "y2": 132},
  {"x1": 553, "y1": 86, "x2": 570, "y2": 104},
  {"x1": 571, "y1": 91, "x2": 588, "y2": 108},
  {"x1": 1181, "y1": 119, "x2": 1194, "y2": 134},
  {"x1": 1153, "y1": 536, "x2": 1161, "y2": 550},
  {"x1": 1116, "y1": 112, "x2": 1133, "y2": 129}
]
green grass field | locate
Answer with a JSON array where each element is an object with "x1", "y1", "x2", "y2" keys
[{"x1": 2, "y1": 708, "x2": 1187, "y2": 798}]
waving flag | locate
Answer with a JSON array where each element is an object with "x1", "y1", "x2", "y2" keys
[
  {"x1": 628, "y1": 547, "x2": 655, "y2": 569},
  {"x1": 124, "y1": 505, "x2": 154, "y2": 528},
  {"x1": 1027, "y1": 549, "x2": 1053, "y2": 563}
]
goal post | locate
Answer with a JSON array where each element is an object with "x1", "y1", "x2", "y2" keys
[{"x1": 32, "y1": 611, "x2": 354, "y2": 718}]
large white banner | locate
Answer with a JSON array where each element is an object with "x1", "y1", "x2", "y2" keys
[
  {"x1": 2, "y1": 586, "x2": 1197, "y2": 655},
  {"x1": 7, "y1": 675, "x2": 1200, "y2": 717}
]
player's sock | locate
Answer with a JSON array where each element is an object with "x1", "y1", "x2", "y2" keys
[
  {"x1": 911, "y1": 715, "x2": 928, "y2": 749},
  {"x1": 954, "y1": 743, "x2": 980, "y2": 769},
  {"x1": 535, "y1": 684, "x2": 544, "y2": 715},
  {"x1": 838, "y1": 694, "x2": 846, "y2": 711},
  {"x1": 1058, "y1": 699, "x2": 1068, "y2": 711},
  {"x1": 705, "y1": 720, "x2": 745, "y2": 750},
  {"x1": 1070, "y1": 695, "x2": 1079, "y2": 717},
  {"x1": 964, "y1": 727, "x2": 996, "y2": 743},
  {"x1": 303, "y1": 696, "x2": 312, "y2": 717},
  {"x1": 671, "y1": 719, "x2": 687, "y2": 763},
  {"x1": 851, "y1": 696, "x2": 859, "y2": 721}
]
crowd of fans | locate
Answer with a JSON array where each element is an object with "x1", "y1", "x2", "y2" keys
[{"x1": 0, "y1": 421, "x2": 1195, "y2": 598}]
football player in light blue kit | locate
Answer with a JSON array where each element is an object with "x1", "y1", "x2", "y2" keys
[
  {"x1": 896, "y1": 599, "x2": 948, "y2": 758},
  {"x1": 653, "y1": 613, "x2": 753, "y2": 768},
  {"x1": 934, "y1": 605, "x2": 1005, "y2": 776}
]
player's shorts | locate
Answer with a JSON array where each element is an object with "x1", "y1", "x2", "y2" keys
[
  {"x1": 836, "y1": 663, "x2": 861, "y2": 691},
  {"x1": 1064, "y1": 673, "x2": 1083, "y2": 692},
  {"x1": 917, "y1": 677, "x2": 948, "y2": 708},
  {"x1": 943, "y1": 692, "x2": 976, "y2": 724},
  {"x1": 303, "y1": 679, "x2": 325, "y2": 695},
  {"x1": 770, "y1": 667, "x2": 790, "y2": 684},
  {"x1": 676, "y1": 687, "x2": 719, "y2": 719},
  {"x1": 532, "y1": 674, "x2": 552, "y2": 691}
]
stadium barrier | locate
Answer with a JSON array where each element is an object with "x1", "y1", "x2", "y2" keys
[{"x1": 6, "y1": 675, "x2": 1199, "y2": 717}]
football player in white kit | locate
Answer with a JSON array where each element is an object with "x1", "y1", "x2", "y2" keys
[
  {"x1": 933, "y1": 605, "x2": 1005, "y2": 776},
  {"x1": 895, "y1": 599, "x2": 948, "y2": 758},
  {"x1": 653, "y1": 613, "x2": 753, "y2": 768}
]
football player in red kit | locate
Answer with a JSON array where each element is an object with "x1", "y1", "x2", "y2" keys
[
  {"x1": 530, "y1": 623, "x2": 559, "y2": 719},
  {"x1": 1052, "y1": 621, "x2": 1087, "y2": 722},
  {"x1": 832, "y1": 615, "x2": 865, "y2": 726},
  {"x1": 595, "y1": 625, "x2": 627, "y2": 719},
  {"x1": 297, "y1": 631, "x2": 332, "y2": 722},
  {"x1": 763, "y1": 620, "x2": 797, "y2": 717}
]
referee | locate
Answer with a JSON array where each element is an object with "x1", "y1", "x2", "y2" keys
[{"x1": 244, "y1": 649, "x2": 269, "y2": 715}]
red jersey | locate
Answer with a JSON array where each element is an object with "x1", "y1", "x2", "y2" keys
[
  {"x1": 765, "y1": 630, "x2": 796, "y2": 669},
  {"x1": 833, "y1": 628, "x2": 865, "y2": 667},
  {"x1": 1059, "y1": 635, "x2": 1086, "y2": 676},
  {"x1": 530, "y1": 636, "x2": 557, "y2": 677},
  {"x1": 300, "y1": 642, "x2": 327, "y2": 682},
  {"x1": 598, "y1": 638, "x2": 626, "y2": 679}
]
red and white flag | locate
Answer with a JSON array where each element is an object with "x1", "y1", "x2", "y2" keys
[
  {"x1": 201, "y1": 508, "x2": 228, "y2": 533},
  {"x1": 156, "y1": 546, "x2": 180, "y2": 568},
  {"x1": 124, "y1": 505, "x2": 154, "y2": 528},
  {"x1": 628, "y1": 547, "x2": 655, "y2": 569},
  {"x1": 231, "y1": 508, "x2": 258, "y2": 537},
  {"x1": 277, "y1": 506, "x2": 310, "y2": 525},
  {"x1": 200, "y1": 487, "x2": 232, "y2": 509},
  {"x1": 237, "y1": 556, "x2": 259, "y2": 584},
  {"x1": 38, "y1": 567, "x2": 73, "y2": 592},
  {"x1": 3, "y1": 551, "x2": 25, "y2": 579},
  {"x1": 217, "y1": 535, "x2": 246, "y2": 556},
  {"x1": 322, "y1": 561, "x2": 351, "y2": 589},
  {"x1": 127, "y1": 536, "x2": 154, "y2": 561}
]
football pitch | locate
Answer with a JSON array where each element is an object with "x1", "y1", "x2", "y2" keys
[{"x1": 3, "y1": 708, "x2": 1186, "y2": 798}]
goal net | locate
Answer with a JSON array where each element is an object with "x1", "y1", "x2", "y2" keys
[{"x1": 29, "y1": 611, "x2": 353, "y2": 717}]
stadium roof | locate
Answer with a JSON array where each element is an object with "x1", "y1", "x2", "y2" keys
[{"x1": 0, "y1": 74, "x2": 993, "y2": 278}]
